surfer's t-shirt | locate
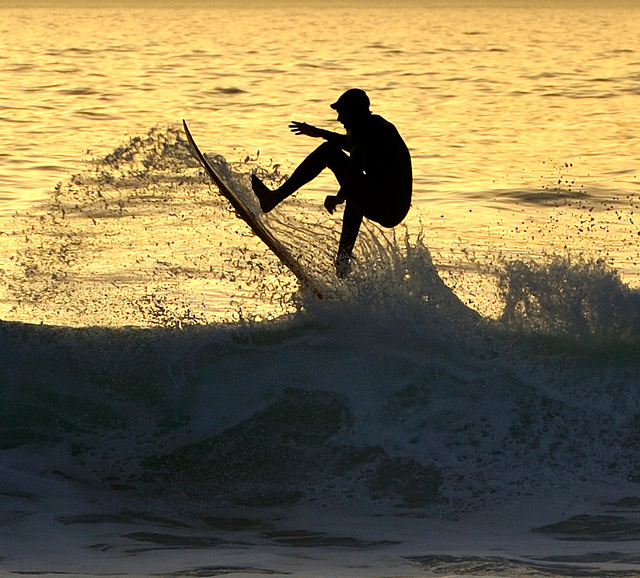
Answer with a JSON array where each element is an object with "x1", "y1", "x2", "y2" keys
[{"x1": 345, "y1": 114, "x2": 412, "y2": 227}]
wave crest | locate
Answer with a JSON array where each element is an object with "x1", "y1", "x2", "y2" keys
[{"x1": 497, "y1": 254, "x2": 640, "y2": 348}]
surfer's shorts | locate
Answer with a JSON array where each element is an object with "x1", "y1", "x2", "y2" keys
[
  {"x1": 318, "y1": 141, "x2": 411, "y2": 228},
  {"x1": 348, "y1": 175, "x2": 411, "y2": 228}
]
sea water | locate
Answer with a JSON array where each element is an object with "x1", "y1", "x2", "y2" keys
[{"x1": 2, "y1": 1, "x2": 640, "y2": 576}]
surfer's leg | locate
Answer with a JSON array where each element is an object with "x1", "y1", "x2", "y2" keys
[
  {"x1": 252, "y1": 142, "x2": 349, "y2": 213},
  {"x1": 280, "y1": 142, "x2": 350, "y2": 194},
  {"x1": 336, "y1": 201, "x2": 363, "y2": 278}
]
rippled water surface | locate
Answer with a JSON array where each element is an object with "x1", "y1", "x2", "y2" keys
[{"x1": 1, "y1": 1, "x2": 640, "y2": 323}]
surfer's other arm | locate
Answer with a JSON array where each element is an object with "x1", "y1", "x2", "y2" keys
[
  {"x1": 324, "y1": 192, "x2": 345, "y2": 215},
  {"x1": 289, "y1": 121, "x2": 347, "y2": 148}
]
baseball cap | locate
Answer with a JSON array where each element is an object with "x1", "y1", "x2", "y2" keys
[{"x1": 330, "y1": 88, "x2": 370, "y2": 112}]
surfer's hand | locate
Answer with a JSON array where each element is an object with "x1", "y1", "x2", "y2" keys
[
  {"x1": 324, "y1": 194, "x2": 344, "y2": 214},
  {"x1": 289, "y1": 121, "x2": 322, "y2": 138}
]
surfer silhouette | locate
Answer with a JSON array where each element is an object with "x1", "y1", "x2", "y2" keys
[{"x1": 251, "y1": 88, "x2": 412, "y2": 278}]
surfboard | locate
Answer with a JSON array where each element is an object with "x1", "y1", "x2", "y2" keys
[{"x1": 182, "y1": 120, "x2": 323, "y2": 299}]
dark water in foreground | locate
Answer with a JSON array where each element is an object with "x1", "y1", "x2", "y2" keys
[{"x1": 3, "y1": 259, "x2": 640, "y2": 575}]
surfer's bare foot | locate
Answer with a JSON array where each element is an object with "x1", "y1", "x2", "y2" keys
[
  {"x1": 251, "y1": 174, "x2": 281, "y2": 213},
  {"x1": 335, "y1": 252, "x2": 352, "y2": 279}
]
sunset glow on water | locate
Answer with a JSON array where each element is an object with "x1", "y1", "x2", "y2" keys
[{"x1": 1, "y1": 0, "x2": 639, "y2": 324}]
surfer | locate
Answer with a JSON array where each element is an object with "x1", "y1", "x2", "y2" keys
[{"x1": 251, "y1": 88, "x2": 412, "y2": 278}]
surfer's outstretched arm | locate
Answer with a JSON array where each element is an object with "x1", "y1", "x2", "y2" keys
[{"x1": 289, "y1": 121, "x2": 348, "y2": 149}]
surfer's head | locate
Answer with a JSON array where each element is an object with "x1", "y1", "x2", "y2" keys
[
  {"x1": 331, "y1": 88, "x2": 370, "y2": 128},
  {"x1": 331, "y1": 88, "x2": 370, "y2": 113}
]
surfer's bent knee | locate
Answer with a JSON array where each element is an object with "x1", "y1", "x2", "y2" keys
[{"x1": 315, "y1": 140, "x2": 346, "y2": 162}]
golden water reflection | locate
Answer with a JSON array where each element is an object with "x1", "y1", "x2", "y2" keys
[{"x1": 1, "y1": 3, "x2": 639, "y2": 325}]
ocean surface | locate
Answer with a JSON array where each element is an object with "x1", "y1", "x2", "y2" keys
[{"x1": 2, "y1": 1, "x2": 640, "y2": 576}]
